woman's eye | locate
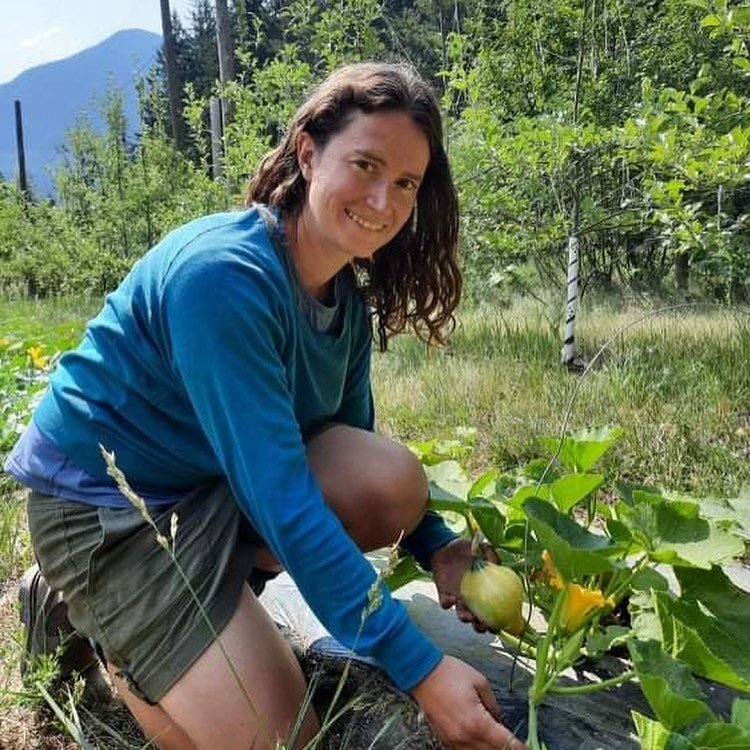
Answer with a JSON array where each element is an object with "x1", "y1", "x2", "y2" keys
[
  {"x1": 397, "y1": 178, "x2": 419, "y2": 192},
  {"x1": 354, "y1": 159, "x2": 375, "y2": 173}
]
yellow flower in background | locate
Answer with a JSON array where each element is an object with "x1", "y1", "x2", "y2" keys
[
  {"x1": 561, "y1": 582, "x2": 614, "y2": 633},
  {"x1": 542, "y1": 549, "x2": 565, "y2": 591},
  {"x1": 27, "y1": 345, "x2": 48, "y2": 369},
  {"x1": 0, "y1": 337, "x2": 9, "y2": 348}
]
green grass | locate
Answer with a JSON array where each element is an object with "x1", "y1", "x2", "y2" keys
[
  {"x1": 0, "y1": 297, "x2": 96, "y2": 580},
  {"x1": 372, "y1": 301, "x2": 750, "y2": 498}
]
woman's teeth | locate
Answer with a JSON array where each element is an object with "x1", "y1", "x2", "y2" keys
[{"x1": 345, "y1": 209, "x2": 386, "y2": 231}]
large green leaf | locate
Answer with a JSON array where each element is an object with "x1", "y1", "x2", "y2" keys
[
  {"x1": 630, "y1": 590, "x2": 664, "y2": 642},
  {"x1": 621, "y1": 500, "x2": 744, "y2": 569},
  {"x1": 656, "y1": 593, "x2": 750, "y2": 692},
  {"x1": 607, "y1": 517, "x2": 636, "y2": 547},
  {"x1": 409, "y1": 437, "x2": 473, "y2": 466},
  {"x1": 549, "y1": 473, "x2": 604, "y2": 513},
  {"x1": 523, "y1": 498, "x2": 618, "y2": 580},
  {"x1": 732, "y1": 699, "x2": 750, "y2": 732},
  {"x1": 617, "y1": 483, "x2": 665, "y2": 507},
  {"x1": 508, "y1": 483, "x2": 548, "y2": 509},
  {"x1": 699, "y1": 489, "x2": 750, "y2": 541},
  {"x1": 468, "y1": 469, "x2": 499, "y2": 499},
  {"x1": 428, "y1": 490, "x2": 508, "y2": 548},
  {"x1": 628, "y1": 639, "x2": 713, "y2": 731},
  {"x1": 674, "y1": 566, "x2": 750, "y2": 634},
  {"x1": 425, "y1": 460, "x2": 472, "y2": 502},
  {"x1": 689, "y1": 721, "x2": 750, "y2": 749},
  {"x1": 541, "y1": 426, "x2": 624, "y2": 472},
  {"x1": 428, "y1": 496, "x2": 471, "y2": 514},
  {"x1": 521, "y1": 457, "x2": 561, "y2": 483},
  {"x1": 631, "y1": 568, "x2": 670, "y2": 592},
  {"x1": 585, "y1": 625, "x2": 630, "y2": 658},
  {"x1": 632, "y1": 712, "x2": 695, "y2": 750},
  {"x1": 471, "y1": 501, "x2": 506, "y2": 549}
]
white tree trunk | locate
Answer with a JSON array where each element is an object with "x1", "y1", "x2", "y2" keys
[{"x1": 561, "y1": 233, "x2": 579, "y2": 366}]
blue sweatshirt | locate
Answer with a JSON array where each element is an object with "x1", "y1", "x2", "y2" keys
[{"x1": 23, "y1": 206, "x2": 448, "y2": 691}]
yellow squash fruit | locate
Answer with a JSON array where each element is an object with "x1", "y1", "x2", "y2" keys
[{"x1": 460, "y1": 558, "x2": 525, "y2": 635}]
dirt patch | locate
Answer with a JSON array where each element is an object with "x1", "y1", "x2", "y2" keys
[{"x1": 296, "y1": 645, "x2": 441, "y2": 750}]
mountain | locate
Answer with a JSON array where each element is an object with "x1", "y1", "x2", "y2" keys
[{"x1": 0, "y1": 29, "x2": 162, "y2": 197}]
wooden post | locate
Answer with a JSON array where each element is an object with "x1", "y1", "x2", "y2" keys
[
  {"x1": 209, "y1": 97, "x2": 223, "y2": 179},
  {"x1": 14, "y1": 100, "x2": 29, "y2": 198},
  {"x1": 215, "y1": 0, "x2": 236, "y2": 127},
  {"x1": 159, "y1": 0, "x2": 186, "y2": 150}
]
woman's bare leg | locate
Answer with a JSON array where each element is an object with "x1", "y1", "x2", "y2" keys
[
  {"x1": 114, "y1": 426, "x2": 422, "y2": 749},
  {"x1": 307, "y1": 424, "x2": 429, "y2": 550},
  {"x1": 166, "y1": 585, "x2": 317, "y2": 750},
  {"x1": 115, "y1": 585, "x2": 317, "y2": 750},
  {"x1": 108, "y1": 667, "x2": 198, "y2": 750}
]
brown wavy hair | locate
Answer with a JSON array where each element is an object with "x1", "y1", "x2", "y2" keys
[{"x1": 246, "y1": 61, "x2": 461, "y2": 350}]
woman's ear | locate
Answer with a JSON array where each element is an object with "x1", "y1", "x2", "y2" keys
[{"x1": 296, "y1": 131, "x2": 316, "y2": 181}]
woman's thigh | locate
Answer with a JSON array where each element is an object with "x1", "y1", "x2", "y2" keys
[
  {"x1": 158, "y1": 584, "x2": 318, "y2": 750},
  {"x1": 306, "y1": 425, "x2": 429, "y2": 550}
]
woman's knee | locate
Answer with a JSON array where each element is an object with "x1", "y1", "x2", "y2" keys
[
  {"x1": 373, "y1": 442, "x2": 429, "y2": 536},
  {"x1": 158, "y1": 587, "x2": 318, "y2": 750},
  {"x1": 308, "y1": 426, "x2": 429, "y2": 548}
]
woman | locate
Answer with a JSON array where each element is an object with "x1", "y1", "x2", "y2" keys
[{"x1": 7, "y1": 62, "x2": 525, "y2": 750}]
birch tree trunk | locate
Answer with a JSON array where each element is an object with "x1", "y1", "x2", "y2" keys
[
  {"x1": 562, "y1": 213, "x2": 580, "y2": 369},
  {"x1": 560, "y1": 0, "x2": 588, "y2": 370}
]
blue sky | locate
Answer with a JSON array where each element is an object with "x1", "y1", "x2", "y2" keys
[{"x1": 0, "y1": 0, "x2": 195, "y2": 83}]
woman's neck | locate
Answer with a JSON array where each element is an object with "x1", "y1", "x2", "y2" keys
[{"x1": 282, "y1": 211, "x2": 344, "y2": 301}]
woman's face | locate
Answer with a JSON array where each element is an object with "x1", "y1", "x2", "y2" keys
[{"x1": 297, "y1": 110, "x2": 431, "y2": 263}]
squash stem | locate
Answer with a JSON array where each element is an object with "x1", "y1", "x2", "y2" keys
[
  {"x1": 495, "y1": 631, "x2": 537, "y2": 660},
  {"x1": 546, "y1": 670, "x2": 636, "y2": 695},
  {"x1": 526, "y1": 695, "x2": 543, "y2": 750}
]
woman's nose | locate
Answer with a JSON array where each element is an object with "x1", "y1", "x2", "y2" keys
[{"x1": 365, "y1": 180, "x2": 388, "y2": 212}]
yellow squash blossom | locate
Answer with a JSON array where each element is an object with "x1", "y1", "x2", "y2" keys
[
  {"x1": 27, "y1": 345, "x2": 48, "y2": 369},
  {"x1": 541, "y1": 550, "x2": 614, "y2": 632},
  {"x1": 561, "y1": 582, "x2": 614, "y2": 633}
]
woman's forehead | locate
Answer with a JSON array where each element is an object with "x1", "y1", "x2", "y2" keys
[{"x1": 327, "y1": 110, "x2": 431, "y2": 174}]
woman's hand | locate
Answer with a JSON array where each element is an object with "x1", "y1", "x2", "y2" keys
[
  {"x1": 430, "y1": 538, "x2": 496, "y2": 632},
  {"x1": 411, "y1": 655, "x2": 526, "y2": 750}
]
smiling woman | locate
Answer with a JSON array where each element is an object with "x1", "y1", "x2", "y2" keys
[
  {"x1": 248, "y1": 62, "x2": 461, "y2": 350},
  {"x1": 8, "y1": 62, "x2": 525, "y2": 750}
]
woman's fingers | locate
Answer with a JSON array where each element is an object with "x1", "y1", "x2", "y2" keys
[
  {"x1": 475, "y1": 676, "x2": 501, "y2": 721},
  {"x1": 410, "y1": 655, "x2": 527, "y2": 750}
]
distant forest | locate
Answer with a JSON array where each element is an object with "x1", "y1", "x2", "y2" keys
[{"x1": 2, "y1": 0, "x2": 748, "y2": 304}]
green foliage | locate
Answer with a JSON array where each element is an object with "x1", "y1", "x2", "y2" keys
[
  {"x1": 407, "y1": 424, "x2": 749, "y2": 748},
  {"x1": 2, "y1": 0, "x2": 749, "y2": 300},
  {"x1": 0, "y1": 90, "x2": 228, "y2": 296},
  {"x1": 629, "y1": 638, "x2": 714, "y2": 732},
  {"x1": 223, "y1": 45, "x2": 314, "y2": 189},
  {"x1": 446, "y1": 0, "x2": 750, "y2": 301}
]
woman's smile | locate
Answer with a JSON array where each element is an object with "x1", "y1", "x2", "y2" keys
[{"x1": 344, "y1": 207, "x2": 388, "y2": 232}]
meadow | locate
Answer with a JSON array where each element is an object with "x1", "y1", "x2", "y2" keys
[{"x1": 0, "y1": 295, "x2": 748, "y2": 748}]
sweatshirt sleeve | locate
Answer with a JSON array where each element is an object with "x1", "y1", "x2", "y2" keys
[{"x1": 164, "y1": 255, "x2": 442, "y2": 691}]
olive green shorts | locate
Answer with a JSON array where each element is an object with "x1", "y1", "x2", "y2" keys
[{"x1": 27, "y1": 481, "x2": 261, "y2": 704}]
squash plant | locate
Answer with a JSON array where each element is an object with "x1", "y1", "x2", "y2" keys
[{"x1": 389, "y1": 427, "x2": 750, "y2": 749}]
